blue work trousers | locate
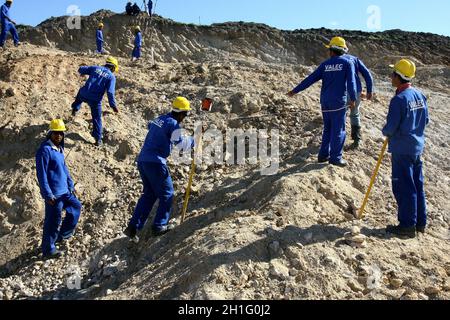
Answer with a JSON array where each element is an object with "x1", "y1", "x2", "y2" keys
[
  {"x1": 71, "y1": 91, "x2": 103, "y2": 141},
  {"x1": 391, "y1": 154, "x2": 427, "y2": 228},
  {"x1": 42, "y1": 193, "x2": 82, "y2": 256},
  {"x1": 0, "y1": 22, "x2": 19, "y2": 46},
  {"x1": 318, "y1": 108, "x2": 347, "y2": 163},
  {"x1": 128, "y1": 162, "x2": 174, "y2": 232},
  {"x1": 132, "y1": 46, "x2": 141, "y2": 58},
  {"x1": 96, "y1": 40, "x2": 103, "y2": 53}
]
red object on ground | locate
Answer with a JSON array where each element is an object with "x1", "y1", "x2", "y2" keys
[{"x1": 201, "y1": 98, "x2": 213, "y2": 111}]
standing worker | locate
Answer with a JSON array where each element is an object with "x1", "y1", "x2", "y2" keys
[
  {"x1": 132, "y1": 26, "x2": 142, "y2": 61},
  {"x1": 0, "y1": 0, "x2": 20, "y2": 49},
  {"x1": 148, "y1": 0, "x2": 153, "y2": 16},
  {"x1": 71, "y1": 56, "x2": 120, "y2": 146},
  {"x1": 96, "y1": 22, "x2": 105, "y2": 54},
  {"x1": 343, "y1": 40, "x2": 374, "y2": 150},
  {"x1": 383, "y1": 59, "x2": 429, "y2": 238},
  {"x1": 125, "y1": 2, "x2": 133, "y2": 15},
  {"x1": 131, "y1": 2, "x2": 141, "y2": 16},
  {"x1": 36, "y1": 119, "x2": 82, "y2": 259},
  {"x1": 287, "y1": 37, "x2": 357, "y2": 167},
  {"x1": 124, "y1": 97, "x2": 194, "y2": 240}
]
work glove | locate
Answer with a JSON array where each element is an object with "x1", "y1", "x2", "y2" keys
[
  {"x1": 361, "y1": 92, "x2": 373, "y2": 101},
  {"x1": 286, "y1": 91, "x2": 296, "y2": 97},
  {"x1": 46, "y1": 197, "x2": 57, "y2": 206},
  {"x1": 348, "y1": 100, "x2": 356, "y2": 109}
]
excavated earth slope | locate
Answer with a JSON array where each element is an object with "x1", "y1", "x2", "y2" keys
[{"x1": 0, "y1": 11, "x2": 449, "y2": 300}]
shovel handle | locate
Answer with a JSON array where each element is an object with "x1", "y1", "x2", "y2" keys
[
  {"x1": 358, "y1": 138, "x2": 389, "y2": 219},
  {"x1": 181, "y1": 131, "x2": 204, "y2": 223},
  {"x1": 181, "y1": 159, "x2": 196, "y2": 223}
]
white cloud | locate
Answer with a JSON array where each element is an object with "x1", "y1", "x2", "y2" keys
[{"x1": 329, "y1": 21, "x2": 340, "y2": 27}]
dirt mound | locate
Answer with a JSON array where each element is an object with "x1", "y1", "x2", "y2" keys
[
  {"x1": 17, "y1": 10, "x2": 450, "y2": 68},
  {"x1": 0, "y1": 13, "x2": 449, "y2": 300}
]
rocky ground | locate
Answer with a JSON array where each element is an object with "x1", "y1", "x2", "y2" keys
[{"x1": 0, "y1": 12, "x2": 449, "y2": 300}]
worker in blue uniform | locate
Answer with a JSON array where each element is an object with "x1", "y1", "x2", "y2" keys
[
  {"x1": 125, "y1": 2, "x2": 133, "y2": 15},
  {"x1": 124, "y1": 97, "x2": 194, "y2": 241},
  {"x1": 0, "y1": 0, "x2": 19, "y2": 48},
  {"x1": 131, "y1": 2, "x2": 141, "y2": 16},
  {"x1": 383, "y1": 59, "x2": 429, "y2": 239},
  {"x1": 71, "y1": 56, "x2": 119, "y2": 146},
  {"x1": 148, "y1": 0, "x2": 153, "y2": 16},
  {"x1": 343, "y1": 45, "x2": 374, "y2": 150},
  {"x1": 96, "y1": 22, "x2": 105, "y2": 54},
  {"x1": 132, "y1": 26, "x2": 142, "y2": 61},
  {"x1": 287, "y1": 37, "x2": 357, "y2": 167},
  {"x1": 36, "y1": 119, "x2": 82, "y2": 259}
]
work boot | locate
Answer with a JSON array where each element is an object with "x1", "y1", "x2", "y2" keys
[
  {"x1": 152, "y1": 224, "x2": 175, "y2": 237},
  {"x1": 43, "y1": 249, "x2": 63, "y2": 260},
  {"x1": 346, "y1": 126, "x2": 362, "y2": 150},
  {"x1": 330, "y1": 160, "x2": 348, "y2": 168},
  {"x1": 351, "y1": 126, "x2": 362, "y2": 141},
  {"x1": 95, "y1": 139, "x2": 103, "y2": 147},
  {"x1": 345, "y1": 140, "x2": 360, "y2": 151},
  {"x1": 14, "y1": 42, "x2": 21, "y2": 47},
  {"x1": 386, "y1": 225, "x2": 416, "y2": 239},
  {"x1": 416, "y1": 226, "x2": 426, "y2": 234},
  {"x1": 123, "y1": 226, "x2": 139, "y2": 243},
  {"x1": 55, "y1": 236, "x2": 67, "y2": 245},
  {"x1": 318, "y1": 157, "x2": 330, "y2": 164},
  {"x1": 56, "y1": 231, "x2": 74, "y2": 244}
]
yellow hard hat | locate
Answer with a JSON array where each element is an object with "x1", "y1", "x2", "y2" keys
[
  {"x1": 106, "y1": 56, "x2": 119, "y2": 73},
  {"x1": 135, "y1": 26, "x2": 141, "y2": 32},
  {"x1": 172, "y1": 97, "x2": 191, "y2": 112},
  {"x1": 98, "y1": 22, "x2": 104, "y2": 28},
  {"x1": 390, "y1": 59, "x2": 416, "y2": 81},
  {"x1": 49, "y1": 119, "x2": 67, "y2": 132},
  {"x1": 325, "y1": 37, "x2": 348, "y2": 52}
]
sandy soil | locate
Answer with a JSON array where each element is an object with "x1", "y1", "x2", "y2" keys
[{"x1": 0, "y1": 12, "x2": 449, "y2": 300}]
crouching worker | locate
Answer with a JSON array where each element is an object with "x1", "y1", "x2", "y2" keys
[
  {"x1": 124, "y1": 97, "x2": 194, "y2": 241},
  {"x1": 383, "y1": 59, "x2": 429, "y2": 239},
  {"x1": 36, "y1": 119, "x2": 82, "y2": 259},
  {"x1": 71, "y1": 56, "x2": 119, "y2": 146}
]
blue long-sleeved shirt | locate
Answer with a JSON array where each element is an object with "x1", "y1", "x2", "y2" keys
[
  {"x1": 134, "y1": 32, "x2": 142, "y2": 48},
  {"x1": 36, "y1": 141, "x2": 74, "y2": 201},
  {"x1": 292, "y1": 55, "x2": 357, "y2": 111},
  {"x1": 344, "y1": 54, "x2": 374, "y2": 94},
  {"x1": 139, "y1": 113, "x2": 194, "y2": 165},
  {"x1": 1, "y1": 4, "x2": 11, "y2": 26},
  {"x1": 78, "y1": 66, "x2": 116, "y2": 108},
  {"x1": 96, "y1": 30, "x2": 103, "y2": 44},
  {"x1": 382, "y1": 84, "x2": 429, "y2": 155}
]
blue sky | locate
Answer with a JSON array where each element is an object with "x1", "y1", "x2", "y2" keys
[{"x1": 7, "y1": 0, "x2": 450, "y2": 36}]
